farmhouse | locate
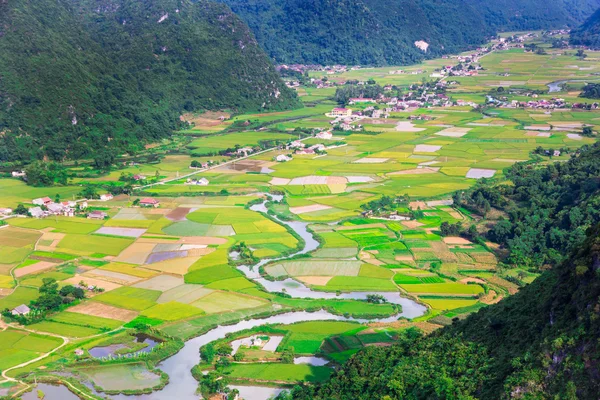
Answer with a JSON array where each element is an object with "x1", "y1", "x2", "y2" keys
[
  {"x1": 276, "y1": 154, "x2": 292, "y2": 162},
  {"x1": 0, "y1": 208, "x2": 12, "y2": 215},
  {"x1": 99, "y1": 193, "x2": 114, "y2": 201},
  {"x1": 32, "y1": 197, "x2": 52, "y2": 206},
  {"x1": 11, "y1": 171, "x2": 26, "y2": 177},
  {"x1": 88, "y1": 211, "x2": 108, "y2": 220},
  {"x1": 140, "y1": 198, "x2": 160, "y2": 207},
  {"x1": 12, "y1": 304, "x2": 30, "y2": 316},
  {"x1": 236, "y1": 147, "x2": 254, "y2": 156},
  {"x1": 289, "y1": 140, "x2": 305, "y2": 149},
  {"x1": 29, "y1": 207, "x2": 45, "y2": 218},
  {"x1": 330, "y1": 108, "x2": 352, "y2": 117},
  {"x1": 316, "y1": 131, "x2": 333, "y2": 140}
]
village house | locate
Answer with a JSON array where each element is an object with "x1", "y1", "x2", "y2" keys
[
  {"x1": 32, "y1": 197, "x2": 53, "y2": 206},
  {"x1": 316, "y1": 131, "x2": 333, "y2": 140},
  {"x1": 330, "y1": 107, "x2": 352, "y2": 118},
  {"x1": 236, "y1": 147, "x2": 254, "y2": 156},
  {"x1": 61, "y1": 201, "x2": 77, "y2": 208},
  {"x1": 99, "y1": 193, "x2": 113, "y2": 201},
  {"x1": 296, "y1": 148, "x2": 315, "y2": 155},
  {"x1": 133, "y1": 174, "x2": 146, "y2": 181},
  {"x1": 46, "y1": 203, "x2": 64, "y2": 214},
  {"x1": 29, "y1": 207, "x2": 45, "y2": 218},
  {"x1": 276, "y1": 154, "x2": 292, "y2": 162},
  {"x1": 140, "y1": 198, "x2": 160, "y2": 208},
  {"x1": 288, "y1": 140, "x2": 305, "y2": 149},
  {"x1": 0, "y1": 208, "x2": 12, "y2": 215},
  {"x1": 11, "y1": 304, "x2": 30, "y2": 316},
  {"x1": 11, "y1": 171, "x2": 26, "y2": 178},
  {"x1": 87, "y1": 210, "x2": 108, "y2": 220}
]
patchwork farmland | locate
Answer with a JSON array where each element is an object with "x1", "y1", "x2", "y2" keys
[{"x1": 0, "y1": 31, "x2": 598, "y2": 396}]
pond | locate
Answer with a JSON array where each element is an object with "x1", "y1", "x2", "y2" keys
[
  {"x1": 89, "y1": 333, "x2": 161, "y2": 358},
  {"x1": 20, "y1": 383, "x2": 80, "y2": 400}
]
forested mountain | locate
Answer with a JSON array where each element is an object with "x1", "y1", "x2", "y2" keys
[
  {"x1": 472, "y1": 0, "x2": 600, "y2": 31},
  {"x1": 220, "y1": 0, "x2": 600, "y2": 65},
  {"x1": 289, "y1": 228, "x2": 600, "y2": 399},
  {"x1": 0, "y1": 0, "x2": 298, "y2": 163},
  {"x1": 283, "y1": 145, "x2": 600, "y2": 400},
  {"x1": 570, "y1": 7, "x2": 600, "y2": 48}
]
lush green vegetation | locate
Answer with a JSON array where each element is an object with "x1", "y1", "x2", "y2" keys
[
  {"x1": 287, "y1": 225, "x2": 600, "y2": 399},
  {"x1": 221, "y1": 0, "x2": 596, "y2": 65},
  {"x1": 570, "y1": 7, "x2": 600, "y2": 48},
  {"x1": 0, "y1": 0, "x2": 298, "y2": 163},
  {"x1": 456, "y1": 143, "x2": 600, "y2": 268}
]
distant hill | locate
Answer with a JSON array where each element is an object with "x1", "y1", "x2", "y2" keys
[
  {"x1": 570, "y1": 7, "x2": 600, "y2": 48},
  {"x1": 0, "y1": 0, "x2": 299, "y2": 163},
  {"x1": 220, "y1": 0, "x2": 600, "y2": 65}
]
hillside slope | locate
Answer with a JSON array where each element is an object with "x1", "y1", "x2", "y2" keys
[
  {"x1": 289, "y1": 226, "x2": 600, "y2": 399},
  {"x1": 570, "y1": 7, "x2": 600, "y2": 48},
  {"x1": 221, "y1": 0, "x2": 600, "y2": 65},
  {"x1": 0, "y1": 0, "x2": 298, "y2": 163}
]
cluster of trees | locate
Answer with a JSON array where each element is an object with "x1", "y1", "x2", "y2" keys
[
  {"x1": 580, "y1": 83, "x2": 600, "y2": 99},
  {"x1": 2, "y1": 278, "x2": 85, "y2": 324},
  {"x1": 24, "y1": 162, "x2": 68, "y2": 187},
  {"x1": 0, "y1": 0, "x2": 298, "y2": 164},
  {"x1": 454, "y1": 143, "x2": 600, "y2": 269}
]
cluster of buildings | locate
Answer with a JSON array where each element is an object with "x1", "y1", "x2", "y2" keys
[
  {"x1": 288, "y1": 141, "x2": 327, "y2": 155},
  {"x1": 29, "y1": 197, "x2": 87, "y2": 219},
  {"x1": 489, "y1": 96, "x2": 570, "y2": 109}
]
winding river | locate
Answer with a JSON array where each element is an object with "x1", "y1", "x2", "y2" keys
[{"x1": 39, "y1": 196, "x2": 426, "y2": 400}]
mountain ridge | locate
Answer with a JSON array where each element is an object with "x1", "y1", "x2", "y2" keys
[
  {"x1": 0, "y1": 0, "x2": 299, "y2": 163},
  {"x1": 220, "y1": 0, "x2": 600, "y2": 65}
]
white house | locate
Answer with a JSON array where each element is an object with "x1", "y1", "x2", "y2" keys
[
  {"x1": 29, "y1": 207, "x2": 45, "y2": 218},
  {"x1": 32, "y1": 197, "x2": 52, "y2": 206},
  {"x1": 316, "y1": 131, "x2": 333, "y2": 140},
  {"x1": 12, "y1": 304, "x2": 30, "y2": 316},
  {"x1": 100, "y1": 193, "x2": 114, "y2": 201},
  {"x1": 11, "y1": 171, "x2": 26, "y2": 178},
  {"x1": 0, "y1": 208, "x2": 12, "y2": 215},
  {"x1": 276, "y1": 154, "x2": 292, "y2": 162}
]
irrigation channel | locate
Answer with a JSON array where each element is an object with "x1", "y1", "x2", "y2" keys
[{"x1": 35, "y1": 195, "x2": 427, "y2": 400}]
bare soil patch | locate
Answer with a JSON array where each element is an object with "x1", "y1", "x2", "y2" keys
[
  {"x1": 443, "y1": 237, "x2": 472, "y2": 245},
  {"x1": 297, "y1": 276, "x2": 333, "y2": 286},
  {"x1": 14, "y1": 262, "x2": 58, "y2": 277},
  {"x1": 69, "y1": 302, "x2": 138, "y2": 321}
]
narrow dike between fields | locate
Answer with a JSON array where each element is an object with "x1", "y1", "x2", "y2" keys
[{"x1": 50, "y1": 196, "x2": 427, "y2": 400}]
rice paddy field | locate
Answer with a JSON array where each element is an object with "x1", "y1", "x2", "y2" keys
[{"x1": 0, "y1": 32, "x2": 597, "y2": 394}]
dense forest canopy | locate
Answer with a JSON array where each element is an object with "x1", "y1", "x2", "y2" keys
[
  {"x1": 0, "y1": 0, "x2": 299, "y2": 163},
  {"x1": 220, "y1": 0, "x2": 600, "y2": 65},
  {"x1": 570, "y1": 7, "x2": 600, "y2": 48},
  {"x1": 456, "y1": 143, "x2": 600, "y2": 269}
]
